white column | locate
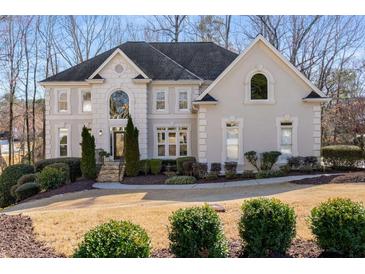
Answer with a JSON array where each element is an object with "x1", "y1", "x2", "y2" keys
[
  {"x1": 312, "y1": 105, "x2": 321, "y2": 157},
  {"x1": 198, "y1": 106, "x2": 208, "y2": 163}
]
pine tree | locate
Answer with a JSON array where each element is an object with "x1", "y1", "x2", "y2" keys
[
  {"x1": 125, "y1": 115, "x2": 140, "y2": 176},
  {"x1": 81, "y1": 126, "x2": 96, "y2": 179}
]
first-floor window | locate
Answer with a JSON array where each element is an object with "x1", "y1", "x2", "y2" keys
[
  {"x1": 59, "y1": 128, "x2": 68, "y2": 157},
  {"x1": 156, "y1": 126, "x2": 189, "y2": 157},
  {"x1": 280, "y1": 122, "x2": 293, "y2": 154},
  {"x1": 225, "y1": 121, "x2": 239, "y2": 161}
]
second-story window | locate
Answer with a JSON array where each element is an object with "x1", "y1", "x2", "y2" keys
[
  {"x1": 156, "y1": 91, "x2": 166, "y2": 111},
  {"x1": 177, "y1": 90, "x2": 189, "y2": 111},
  {"x1": 58, "y1": 90, "x2": 68, "y2": 112},
  {"x1": 82, "y1": 90, "x2": 92, "y2": 112}
]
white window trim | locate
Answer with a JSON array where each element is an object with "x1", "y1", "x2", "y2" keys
[
  {"x1": 221, "y1": 117, "x2": 244, "y2": 166},
  {"x1": 55, "y1": 89, "x2": 71, "y2": 114},
  {"x1": 244, "y1": 65, "x2": 275, "y2": 105},
  {"x1": 78, "y1": 89, "x2": 92, "y2": 114},
  {"x1": 175, "y1": 87, "x2": 191, "y2": 112},
  {"x1": 276, "y1": 115, "x2": 298, "y2": 157},
  {"x1": 153, "y1": 123, "x2": 191, "y2": 159},
  {"x1": 54, "y1": 123, "x2": 71, "y2": 157},
  {"x1": 152, "y1": 88, "x2": 168, "y2": 113}
]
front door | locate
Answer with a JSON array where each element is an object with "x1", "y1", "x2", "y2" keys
[{"x1": 113, "y1": 131, "x2": 125, "y2": 160}]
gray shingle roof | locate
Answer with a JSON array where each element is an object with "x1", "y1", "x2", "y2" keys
[{"x1": 41, "y1": 42, "x2": 238, "y2": 82}]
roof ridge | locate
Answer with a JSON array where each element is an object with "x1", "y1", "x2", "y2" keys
[{"x1": 146, "y1": 43, "x2": 202, "y2": 80}]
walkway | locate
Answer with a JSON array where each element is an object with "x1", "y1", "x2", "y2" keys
[{"x1": 93, "y1": 173, "x2": 338, "y2": 190}]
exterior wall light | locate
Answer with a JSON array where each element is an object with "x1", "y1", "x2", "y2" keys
[{"x1": 98, "y1": 129, "x2": 103, "y2": 136}]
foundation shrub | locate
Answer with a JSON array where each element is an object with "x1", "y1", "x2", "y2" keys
[
  {"x1": 150, "y1": 159, "x2": 162, "y2": 175},
  {"x1": 14, "y1": 182, "x2": 41, "y2": 202},
  {"x1": 176, "y1": 157, "x2": 196, "y2": 175},
  {"x1": 34, "y1": 157, "x2": 81, "y2": 182}
]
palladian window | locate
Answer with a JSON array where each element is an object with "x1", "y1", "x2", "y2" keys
[
  {"x1": 250, "y1": 73, "x2": 268, "y2": 100},
  {"x1": 110, "y1": 90, "x2": 129, "y2": 119}
]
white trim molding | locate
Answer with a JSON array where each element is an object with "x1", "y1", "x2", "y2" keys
[
  {"x1": 54, "y1": 123, "x2": 72, "y2": 158},
  {"x1": 198, "y1": 107, "x2": 208, "y2": 163},
  {"x1": 196, "y1": 35, "x2": 326, "y2": 102},
  {"x1": 312, "y1": 105, "x2": 322, "y2": 157},
  {"x1": 78, "y1": 88, "x2": 92, "y2": 114},
  {"x1": 221, "y1": 116, "x2": 244, "y2": 166},
  {"x1": 175, "y1": 87, "x2": 192, "y2": 113},
  {"x1": 153, "y1": 123, "x2": 191, "y2": 159},
  {"x1": 152, "y1": 87, "x2": 169, "y2": 114},
  {"x1": 244, "y1": 65, "x2": 275, "y2": 104},
  {"x1": 275, "y1": 115, "x2": 298, "y2": 157},
  {"x1": 54, "y1": 88, "x2": 71, "y2": 114},
  {"x1": 89, "y1": 48, "x2": 148, "y2": 80}
]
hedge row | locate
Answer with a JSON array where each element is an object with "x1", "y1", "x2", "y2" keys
[
  {"x1": 34, "y1": 157, "x2": 81, "y2": 182},
  {"x1": 73, "y1": 198, "x2": 365, "y2": 258}
]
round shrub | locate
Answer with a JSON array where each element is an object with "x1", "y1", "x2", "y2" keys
[
  {"x1": 176, "y1": 156, "x2": 196, "y2": 175},
  {"x1": 35, "y1": 157, "x2": 81, "y2": 182},
  {"x1": 239, "y1": 198, "x2": 296, "y2": 257},
  {"x1": 165, "y1": 176, "x2": 197, "y2": 184},
  {"x1": 0, "y1": 164, "x2": 34, "y2": 208},
  {"x1": 15, "y1": 182, "x2": 41, "y2": 202},
  {"x1": 322, "y1": 145, "x2": 363, "y2": 169},
  {"x1": 168, "y1": 205, "x2": 228, "y2": 257},
  {"x1": 73, "y1": 220, "x2": 151, "y2": 258},
  {"x1": 261, "y1": 151, "x2": 281, "y2": 170},
  {"x1": 36, "y1": 166, "x2": 67, "y2": 191},
  {"x1": 47, "y1": 163, "x2": 70, "y2": 183},
  {"x1": 10, "y1": 173, "x2": 38, "y2": 198},
  {"x1": 150, "y1": 159, "x2": 162, "y2": 175},
  {"x1": 309, "y1": 198, "x2": 365, "y2": 257}
]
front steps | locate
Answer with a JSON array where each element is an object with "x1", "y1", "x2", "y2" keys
[{"x1": 97, "y1": 161, "x2": 125, "y2": 182}]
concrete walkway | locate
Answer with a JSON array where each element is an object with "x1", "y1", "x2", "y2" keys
[{"x1": 93, "y1": 173, "x2": 339, "y2": 190}]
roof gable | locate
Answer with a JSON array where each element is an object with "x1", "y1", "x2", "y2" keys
[{"x1": 196, "y1": 35, "x2": 326, "y2": 101}]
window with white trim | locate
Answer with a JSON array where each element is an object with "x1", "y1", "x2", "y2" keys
[
  {"x1": 58, "y1": 91, "x2": 68, "y2": 112},
  {"x1": 280, "y1": 122, "x2": 293, "y2": 155},
  {"x1": 59, "y1": 128, "x2": 68, "y2": 157},
  {"x1": 250, "y1": 73, "x2": 268, "y2": 100},
  {"x1": 81, "y1": 90, "x2": 92, "y2": 112},
  {"x1": 156, "y1": 127, "x2": 189, "y2": 157},
  {"x1": 155, "y1": 91, "x2": 167, "y2": 111},
  {"x1": 225, "y1": 121, "x2": 239, "y2": 161},
  {"x1": 177, "y1": 89, "x2": 190, "y2": 111}
]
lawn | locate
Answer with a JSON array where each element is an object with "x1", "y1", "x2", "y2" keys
[{"x1": 5, "y1": 182, "x2": 365, "y2": 257}]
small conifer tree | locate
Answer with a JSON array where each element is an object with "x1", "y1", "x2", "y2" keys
[
  {"x1": 125, "y1": 115, "x2": 140, "y2": 176},
  {"x1": 81, "y1": 126, "x2": 97, "y2": 179}
]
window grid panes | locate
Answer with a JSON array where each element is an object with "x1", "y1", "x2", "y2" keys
[
  {"x1": 82, "y1": 91, "x2": 92, "y2": 112},
  {"x1": 59, "y1": 128, "x2": 68, "y2": 157},
  {"x1": 226, "y1": 122, "x2": 239, "y2": 161},
  {"x1": 156, "y1": 127, "x2": 189, "y2": 157},
  {"x1": 58, "y1": 91, "x2": 68, "y2": 112},
  {"x1": 156, "y1": 91, "x2": 166, "y2": 111},
  {"x1": 280, "y1": 122, "x2": 293, "y2": 154},
  {"x1": 110, "y1": 90, "x2": 129, "y2": 119},
  {"x1": 178, "y1": 91, "x2": 188, "y2": 110}
]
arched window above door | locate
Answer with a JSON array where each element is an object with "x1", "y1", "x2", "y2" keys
[{"x1": 110, "y1": 90, "x2": 129, "y2": 119}]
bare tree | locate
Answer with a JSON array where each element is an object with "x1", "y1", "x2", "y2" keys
[{"x1": 146, "y1": 16, "x2": 188, "y2": 42}]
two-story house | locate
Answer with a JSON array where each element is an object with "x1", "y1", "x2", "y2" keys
[{"x1": 40, "y1": 35, "x2": 328, "y2": 171}]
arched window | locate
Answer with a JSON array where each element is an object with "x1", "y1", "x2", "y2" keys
[
  {"x1": 250, "y1": 73, "x2": 268, "y2": 100},
  {"x1": 110, "y1": 90, "x2": 129, "y2": 119}
]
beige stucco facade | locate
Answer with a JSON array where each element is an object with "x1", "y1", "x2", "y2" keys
[{"x1": 42, "y1": 36, "x2": 324, "y2": 172}]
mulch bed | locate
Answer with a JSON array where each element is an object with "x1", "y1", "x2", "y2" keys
[
  {"x1": 291, "y1": 171, "x2": 365, "y2": 185},
  {"x1": 0, "y1": 214, "x2": 64, "y2": 258},
  {"x1": 151, "y1": 238, "x2": 323, "y2": 258},
  {"x1": 21, "y1": 178, "x2": 95, "y2": 203}
]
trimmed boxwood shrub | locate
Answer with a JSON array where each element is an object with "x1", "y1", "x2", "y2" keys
[
  {"x1": 239, "y1": 198, "x2": 296, "y2": 257},
  {"x1": 0, "y1": 164, "x2": 34, "y2": 208},
  {"x1": 261, "y1": 151, "x2": 281, "y2": 170},
  {"x1": 47, "y1": 163, "x2": 70, "y2": 183},
  {"x1": 224, "y1": 162, "x2": 237, "y2": 179},
  {"x1": 10, "y1": 173, "x2": 38, "y2": 198},
  {"x1": 165, "y1": 176, "x2": 197, "y2": 185},
  {"x1": 36, "y1": 166, "x2": 67, "y2": 191},
  {"x1": 176, "y1": 156, "x2": 196, "y2": 175},
  {"x1": 322, "y1": 145, "x2": 363, "y2": 169},
  {"x1": 161, "y1": 159, "x2": 177, "y2": 172},
  {"x1": 15, "y1": 182, "x2": 41, "y2": 202},
  {"x1": 73, "y1": 220, "x2": 151, "y2": 258},
  {"x1": 150, "y1": 159, "x2": 162, "y2": 175},
  {"x1": 210, "y1": 163, "x2": 221, "y2": 174},
  {"x1": 309, "y1": 198, "x2": 365, "y2": 257},
  {"x1": 139, "y1": 159, "x2": 150, "y2": 175},
  {"x1": 35, "y1": 157, "x2": 81, "y2": 182},
  {"x1": 182, "y1": 160, "x2": 194, "y2": 176},
  {"x1": 168, "y1": 205, "x2": 228, "y2": 257}
]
